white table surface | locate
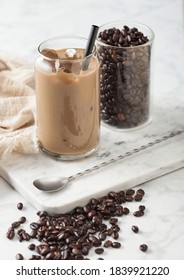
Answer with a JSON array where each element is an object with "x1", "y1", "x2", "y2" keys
[{"x1": 0, "y1": 0, "x2": 184, "y2": 260}]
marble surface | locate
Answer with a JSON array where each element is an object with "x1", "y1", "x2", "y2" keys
[{"x1": 0, "y1": 0, "x2": 184, "y2": 260}]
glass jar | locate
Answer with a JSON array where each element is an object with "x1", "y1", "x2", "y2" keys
[
  {"x1": 96, "y1": 21, "x2": 154, "y2": 130},
  {"x1": 35, "y1": 36, "x2": 100, "y2": 160}
]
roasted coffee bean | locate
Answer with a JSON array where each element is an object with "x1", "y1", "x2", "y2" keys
[
  {"x1": 136, "y1": 189, "x2": 145, "y2": 196},
  {"x1": 6, "y1": 227, "x2": 15, "y2": 239},
  {"x1": 134, "y1": 195, "x2": 143, "y2": 201},
  {"x1": 87, "y1": 228, "x2": 97, "y2": 235},
  {"x1": 87, "y1": 210, "x2": 97, "y2": 219},
  {"x1": 106, "y1": 227, "x2": 113, "y2": 236},
  {"x1": 92, "y1": 215, "x2": 102, "y2": 225},
  {"x1": 19, "y1": 216, "x2": 26, "y2": 224},
  {"x1": 37, "y1": 211, "x2": 48, "y2": 218},
  {"x1": 104, "y1": 240, "x2": 112, "y2": 248},
  {"x1": 131, "y1": 225, "x2": 139, "y2": 233},
  {"x1": 72, "y1": 247, "x2": 80, "y2": 255},
  {"x1": 16, "y1": 253, "x2": 24, "y2": 260},
  {"x1": 112, "y1": 232, "x2": 119, "y2": 240},
  {"x1": 111, "y1": 241, "x2": 121, "y2": 248},
  {"x1": 28, "y1": 243, "x2": 36, "y2": 250},
  {"x1": 82, "y1": 247, "x2": 89, "y2": 256},
  {"x1": 29, "y1": 254, "x2": 42, "y2": 260},
  {"x1": 139, "y1": 205, "x2": 145, "y2": 212},
  {"x1": 108, "y1": 191, "x2": 118, "y2": 198},
  {"x1": 126, "y1": 189, "x2": 135, "y2": 196},
  {"x1": 11, "y1": 221, "x2": 21, "y2": 229},
  {"x1": 17, "y1": 202, "x2": 23, "y2": 210},
  {"x1": 91, "y1": 198, "x2": 99, "y2": 205},
  {"x1": 30, "y1": 222, "x2": 40, "y2": 230},
  {"x1": 111, "y1": 224, "x2": 120, "y2": 233},
  {"x1": 17, "y1": 228, "x2": 24, "y2": 235},
  {"x1": 95, "y1": 248, "x2": 104, "y2": 254},
  {"x1": 22, "y1": 232, "x2": 28, "y2": 241},
  {"x1": 115, "y1": 206, "x2": 124, "y2": 216},
  {"x1": 37, "y1": 245, "x2": 50, "y2": 256},
  {"x1": 123, "y1": 207, "x2": 130, "y2": 215},
  {"x1": 98, "y1": 232, "x2": 107, "y2": 241},
  {"x1": 133, "y1": 210, "x2": 144, "y2": 217},
  {"x1": 99, "y1": 223, "x2": 107, "y2": 231},
  {"x1": 83, "y1": 204, "x2": 91, "y2": 213},
  {"x1": 109, "y1": 217, "x2": 118, "y2": 225},
  {"x1": 89, "y1": 236, "x2": 102, "y2": 247},
  {"x1": 61, "y1": 250, "x2": 69, "y2": 260},
  {"x1": 29, "y1": 230, "x2": 37, "y2": 238},
  {"x1": 21, "y1": 231, "x2": 30, "y2": 241},
  {"x1": 18, "y1": 235, "x2": 23, "y2": 242},
  {"x1": 139, "y1": 244, "x2": 148, "y2": 252},
  {"x1": 75, "y1": 254, "x2": 84, "y2": 260},
  {"x1": 37, "y1": 218, "x2": 46, "y2": 226},
  {"x1": 45, "y1": 251, "x2": 55, "y2": 260},
  {"x1": 125, "y1": 195, "x2": 134, "y2": 202}
]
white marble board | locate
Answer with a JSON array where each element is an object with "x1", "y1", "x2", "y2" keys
[
  {"x1": 0, "y1": 133, "x2": 184, "y2": 215},
  {"x1": 0, "y1": 94, "x2": 184, "y2": 214}
]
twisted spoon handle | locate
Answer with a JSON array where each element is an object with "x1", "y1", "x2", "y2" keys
[{"x1": 68, "y1": 129, "x2": 184, "y2": 182}]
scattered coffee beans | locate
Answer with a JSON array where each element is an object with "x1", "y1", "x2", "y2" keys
[
  {"x1": 126, "y1": 189, "x2": 135, "y2": 196},
  {"x1": 139, "y1": 205, "x2": 145, "y2": 212},
  {"x1": 17, "y1": 229, "x2": 30, "y2": 242},
  {"x1": 19, "y1": 216, "x2": 26, "y2": 224},
  {"x1": 97, "y1": 25, "x2": 151, "y2": 129},
  {"x1": 140, "y1": 244, "x2": 148, "y2": 252},
  {"x1": 6, "y1": 227, "x2": 15, "y2": 240},
  {"x1": 133, "y1": 210, "x2": 144, "y2": 217},
  {"x1": 104, "y1": 240, "x2": 112, "y2": 248},
  {"x1": 111, "y1": 241, "x2": 121, "y2": 248},
  {"x1": 133, "y1": 201, "x2": 146, "y2": 217},
  {"x1": 6, "y1": 187, "x2": 149, "y2": 259},
  {"x1": 95, "y1": 248, "x2": 104, "y2": 254},
  {"x1": 123, "y1": 207, "x2": 130, "y2": 215},
  {"x1": 98, "y1": 232, "x2": 107, "y2": 241},
  {"x1": 16, "y1": 253, "x2": 24, "y2": 260},
  {"x1": 17, "y1": 202, "x2": 23, "y2": 210},
  {"x1": 131, "y1": 225, "x2": 139, "y2": 233},
  {"x1": 134, "y1": 188, "x2": 145, "y2": 202},
  {"x1": 11, "y1": 220, "x2": 21, "y2": 229},
  {"x1": 109, "y1": 217, "x2": 118, "y2": 225},
  {"x1": 134, "y1": 195, "x2": 143, "y2": 201},
  {"x1": 136, "y1": 189, "x2": 145, "y2": 196},
  {"x1": 28, "y1": 243, "x2": 36, "y2": 251}
]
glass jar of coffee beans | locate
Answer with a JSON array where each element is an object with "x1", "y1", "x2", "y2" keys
[{"x1": 96, "y1": 21, "x2": 154, "y2": 130}]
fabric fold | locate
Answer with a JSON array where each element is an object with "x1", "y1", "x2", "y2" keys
[{"x1": 0, "y1": 53, "x2": 38, "y2": 158}]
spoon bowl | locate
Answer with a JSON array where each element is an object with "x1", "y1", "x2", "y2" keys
[{"x1": 33, "y1": 176, "x2": 69, "y2": 192}]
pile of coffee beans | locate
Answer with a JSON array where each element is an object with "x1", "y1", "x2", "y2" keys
[
  {"x1": 97, "y1": 25, "x2": 151, "y2": 129},
  {"x1": 6, "y1": 188, "x2": 148, "y2": 260}
]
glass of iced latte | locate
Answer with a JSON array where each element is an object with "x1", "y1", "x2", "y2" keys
[{"x1": 35, "y1": 36, "x2": 100, "y2": 160}]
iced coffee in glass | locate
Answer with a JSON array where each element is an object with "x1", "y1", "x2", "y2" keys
[{"x1": 35, "y1": 36, "x2": 100, "y2": 160}]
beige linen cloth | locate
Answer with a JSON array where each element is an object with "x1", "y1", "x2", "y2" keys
[{"x1": 0, "y1": 53, "x2": 39, "y2": 158}]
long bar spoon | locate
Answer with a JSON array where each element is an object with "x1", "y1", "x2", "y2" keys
[{"x1": 33, "y1": 130, "x2": 184, "y2": 192}]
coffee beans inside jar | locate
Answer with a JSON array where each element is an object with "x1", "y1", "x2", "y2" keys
[{"x1": 96, "y1": 22, "x2": 154, "y2": 129}]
